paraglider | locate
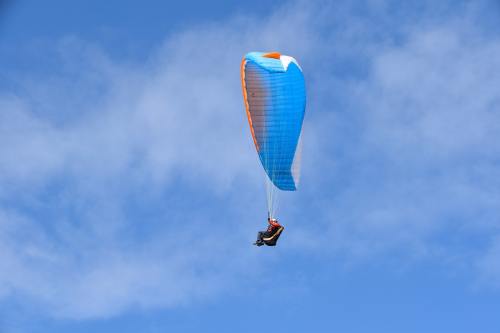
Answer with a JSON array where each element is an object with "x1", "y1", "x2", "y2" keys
[
  {"x1": 240, "y1": 51, "x2": 306, "y2": 246},
  {"x1": 254, "y1": 217, "x2": 284, "y2": 247}
]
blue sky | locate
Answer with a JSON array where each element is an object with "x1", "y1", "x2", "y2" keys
[{"x1": 1, "y1": 0, "x2": 500, "y2": 332}]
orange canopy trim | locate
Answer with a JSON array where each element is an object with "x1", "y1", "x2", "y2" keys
[{"x1": 262, "y1": 52, "x2": 281, "y2": 59}]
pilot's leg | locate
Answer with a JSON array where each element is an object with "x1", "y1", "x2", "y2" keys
[{"x1": 254, "y1": 231, "x2": 265, "y2": 246}]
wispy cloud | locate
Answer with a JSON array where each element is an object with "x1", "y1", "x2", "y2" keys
[
  {"x1": 0, "y1": 1, "x2": 319, "y2": 319},
  {"x1": 292, "y1": 0, "x2": 500, "y2": 276}
]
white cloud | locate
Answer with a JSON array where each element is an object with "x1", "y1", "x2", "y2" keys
[
  {"x1": 291, "y1": 1, "x2": 500, "y2": 278},
  {"x1": 0, "y1": 1, "x2": 320, "y2": 319}
]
